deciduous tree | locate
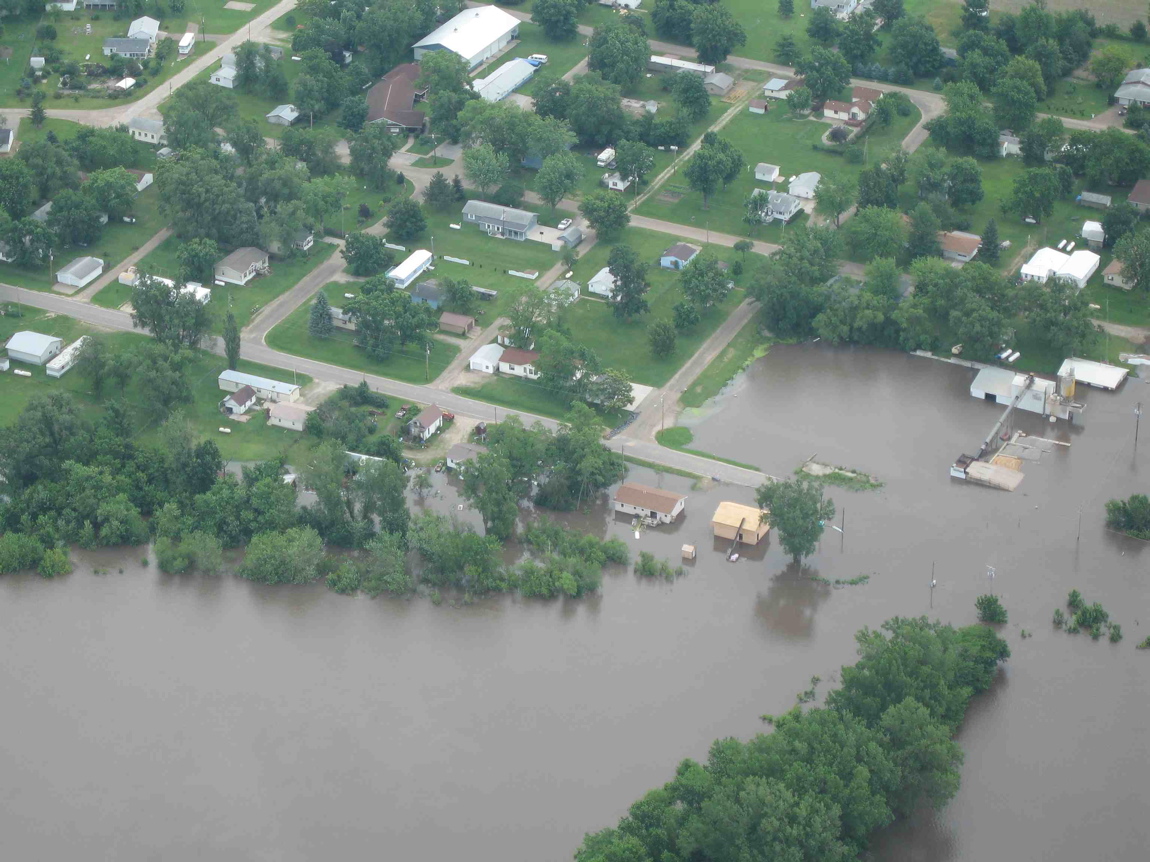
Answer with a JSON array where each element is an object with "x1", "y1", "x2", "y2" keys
[
  {"x1": 588, "y1": 19, "x2": 649, "y2": 87},
  {"x1": 756, "y1": 477, "x2": 835, "y2": 564},
  {"x1": 531, "y1": 0, "x2": 581, "y2": 41},
  {"x1": 224, "y1": 312, "x2": 241, "y2": 370},
  {"x1": 463, "y1": 142, "x2": 508, "y2": 196},
  {"x1": 608, "y1": 243, "x2": 649, "y2": 320},
  {"x1": 692, "y1": 4, "x2": 746, "y2": 65},
  {"x1": 535, "y1": 150, "x2": 584, "y2": 210},
  {"x1": 385, "y1": 197, "x2": 426, "y2": 242},
  {"x1": 580, "y1": 191, "x2": 630, "y2": 240}
]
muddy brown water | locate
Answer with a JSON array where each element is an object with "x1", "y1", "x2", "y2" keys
[{"x1": 2, "y1": 344, "x2": 1148, "y2": 861}]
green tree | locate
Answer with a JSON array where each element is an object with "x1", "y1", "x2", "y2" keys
[
  {"x1": 443, "y1": 276, "x2": 478, "y2": 316},
  {"x1": 815, "y1": 173, "x2": 856, "y2": 226},
  {"x1": 614, "y1": 140, "x2": 656, "y2": 191},
  {"x1": 29, "y1": 91, "x2": 47, "y2": 128},
  {"x1": 806, "y1": 7, "x2": 841, "y2": 46},
  {"x1": 775, "y1": 34, "x2": 799, "y2": 64},
  {"x1": 580, "y1": 191, "x2": 630, "y2": 240},
  {"x1": 1102, "y1": 202, "x2": 1138, "y2": 249},
  {"x1": 361, "y1": 532, "x2": 413, "y2": 595},
  {"x1": 1004, "y1": 166, "x2": 1061, "y2": 222},
  {"x1": 18, "y1": 139, "x2": 80, "y2": 201},
  {"x1": 1021, "y1": 278, "x2": 1097, "y2": 357},
  {"x1": 1002, "y1": 55, "x2": 1047, "y2": 100},
  {"x1": 130, "y1": 274, "x2": 213, "y2": 349},
  {"x1": 385, "y1": 198, "x2": 427, "y2": 242},
  {"x1": 978, "y1": 218, "x2": 1000, "y2": 265},
  {"x1": 48, "y1": 189, "x2": 103, "y2": 247},
  {"x1": 342, "y1": 232, "x2": 394, "y2": 276},
  {"x1": 1021, "y1": 116, "x2": 1065, "y2": 166},
  {"x1": 349, "y1": 123, "x2": 400, "y2": 190},
  {"x1": 684, "y1": 135, "x2": 743, "y2": 208},
  {"x1": 671, "y1": 70, "x2": 712, "y2": 123},
  {"x1": 889, "y1": 16, "x2": 943, "y2": 78},
  {"x1": 673, "y1": 299, "x2": 701, "y2": 330},
  {"x1": 840, "y1": 11, "x2": 880, "y2": 66},
  {"x1": 422, "y1": 170, "x2": 455, "y2": 211},
  {"x1": 224, "y1": 312, "x2": 241, "y2": 370},
  {"x1": 648, "y1": 319, "x2": 677, "y2": 358},
  {"x1": 945, "y1": 158, "x2": 983, "y2": 208},
  {"x1": 0, "y1": 158, "x2": 40, "y2": 219},
  {"x1": 566, "y1": 74, "x2": 629, "y2": 147},
  {"x1": 874, "y1": 0, "x2": 905, "y2": 28},
  {"x1": 880, "y1": 697, "x2": 964, "y2": 817},
  {"x1": 176, "y1": 238, "x2": 219, "y2": 284},
  {"x1": 756, "y1": 478, "x2": 835, "y2": 564},
  {"x1": 532, "y1": 0, "x2": 581, "y2": 40},
  {"x1": 84, "y1": 167, "x2": 138, "y2": 220},
  {"x1": 796, "y1": 46, "x2": 852, "y2": 103},
  {"x1": 608, "y1": 244, "x2": 649, "y2": 320},
  {"x1": 992, "y1": 78, "x2": 1038, "y2": 132},
  {"x1": 463, "y1": 142, "x2": 508, "y2": 196},
  {"x1": 239, "y1": 527, "x2": 325, "y2": 585},
  {"x1": 787, "y1": 86, "x2": 814, "y2": 117},
  {"x1": 462, "y1": 452, "x2": 519, "y2": 540},
  {"x1": 846, "y1": 206, "x2": 907, "y2": 262},
  {"x1": 1090, "y1": 46, "x2": 1132, "y2": 92},
  {"x1": 679, "y1": 252, "x2": 731, "y2": 308},
  {"x1": 418, "y1": 50, "x2": 479, "y2": 143},
  {"x1": 777, "y1": 0, "x2": 793, "y2": 17},
  {"x1": 692, "y1": 4, "x2": 746, "y2": 65},
  {"x1": 309, "y1": 291, "x2": 335, "y2": 339},
  {"x1": 906, "y1": 203, "x2": 941, "y2": 261},
  {"x1": 588, "y1": 19, "x2": 649, "y2": 87},
  {"x1": 339, "y1": 94, "x2": 369, "y2": 132},
  {"x1": 975, "y1": 594, "x2": 1008, "y2": 623},
  {"x1": 535, "y1": 150, "x2": 584, "y2": 210}
]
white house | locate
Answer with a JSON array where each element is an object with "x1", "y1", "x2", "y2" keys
[
  {"x1": 45, "y1": 337, "x2": 89, "y2": 378},
  {"x1": 115, "y1": 77, "x2": 136, "y2": 91},
  {"x1": 1054, "y1": 250, "x2": 1100, "y2": 290},
  {"x1": 266, "y1": 104, "x2": 300, "y2": 126},
  {"x1": 998, "y1": 132, "x2": 1022, "y2": 158},
  {"x1": 127, "y1": 16, "x2": 159, "y2": 44},
  {"x1": 103, "y1": 38, "x2": 151, "y2": 59},
  {"x1": 179, "y1": 283, "x2": 211, "y2": 304},
  {"x1": 1081, "y1": 221, "x2": 1105, "y2": 250},
  {"x1": 267, "y1": 401, "x2": 315, "y2": 431},
  {"x1": 469, "y1": 342, "x2": 504, "y2": 373},
  {"x1": 754, "y1": 163, "x2": 780, "y2": 183},
  {"x1": 446, "y1": 442, "x2": 485, "y2": 471},
  {"x1": 127, "y1": 169, "x2": 153, "y2": 193},
  {"x1": 473, "y1": 57, "x2": 537, "y2": 102},
  {"x1": 5, "y1": 331, "x2": 64, "y2": 366},
  {"x1": 1115, "y1": 68, "x2": 1150, "y2": 108},
  {"x1": 387, "y1": 249, "x2": 434, "y2": 289},
  {"x1": 648, "y1": 56, "x2": 714, "y2": 76},
  {"x1": 214, "y1": 247, "x2": 269, "y2": 285},
  {"x1": 412, "y1": 6, "x2": 520, "y2": 70},
  {"x1": 1020, "y1": 247, "x2": 1068, "y2": 283},
  {"x1": 613, "y1": 483, "x2": 687, "y2": 525},
  {"x1": 210, "y1": 66, "x2": 237, "y2": 88},
  {"x1": 222, "y1": 385, "x2": 259, "y2": 415},
  {"x1": 756, "y1": 190, "x2": 801, "y2": 223},
  {"x1": 408, "y1": 405, "x2": 444, "y2": 441},
  {"x1": 602, "y1": 172, "x2": 632, "y2": 192},
  {"x1": 588, "y1": 266, "x2": 617, "y2": 298},
  {"x1": 938, "y1": 231, "x2": 981, "y2": 264},
  {"x1": 810, "y1": 0, "x2": 860, "y2": 17},
  {"x1": 218, "y1": 369, "x2": 300, "y2": 402},
  {"x1": 0, "y1": 127, "x2": 13, "y2": 154},
  {"x1": 56, "y1": 256, "x2": 104, "y2": 288},
  {"x1": 1103, "y1": 259, "x2": 1133, "y2": 290},
  {"x1": 789, "y1": 172, "x2": 821, "y2": 199},
  {"x1": 1020, "y1": 247, "x2": 1099, "y2": 289},
  {"x1": 498, "y1": 347, "x2": 540, "y2": 379},
  {"x1": 128, "y1": 116, "x2": 165, "y2": 145}
]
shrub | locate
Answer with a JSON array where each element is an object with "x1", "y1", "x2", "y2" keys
[
  {"x1": 326, "y1": 562, "x2": 362, "y2": 595},
  {"x1": 38, "y1": 548, "x2": 72, "y2": 578},
  {"x1": 240, "y1": 527, "x2": 325, "y2": 585},
  {"x1": 1053, "y1": 608, "x2": 1065, "y2": 628},
  {"x1": 1108, "y1": 623, "x2": 1123, "y2": 643},
  {"x1": 0, "y1": 533, "x2": 45, "y2": 574},
  {"x1": 1067, "y1": 589, "x2": 1084, "y2": 613},
  {"x1": 975, "y1": 594, "x2": 1008, "y2": 624}
]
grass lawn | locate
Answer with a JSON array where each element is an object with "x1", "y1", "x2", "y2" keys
[
  {"x1": 330, "y1": 175, "x2": 413, "y2": 235},
  {"x1": 0, "y1": 186, "x2": 165, "y2": 291},
  {"x1": 179, "y1": 57, "x2": 315, "y2": 140},
  {"x1": 507, "y1": 22, "x2": 589, "y2": 80},
  {"x1": 412, "y1": 155, "x2": 454, "y2": 169},
  {"x1": 264, "y1": 280, "x2": 460, "y2": 384},
  {"x1": 1012, "y1": 323, "x2": 1141, "y2": 377},
  {"x1": 453, "y1": 375, "x2": 629, "y2": 428},
  {"x1": 0, "y1": 304, "x2": 316, "y2": 461},
  {"x1": 1081, "y1": 278, "x2": 1150, "y2": 328},
  {"x1": 1042, "y1": 77, "x2": 1114, "y2": 122},
  {"x1": 90, "y1": 280, "x2": 133, "y2": 310},
  {"x1": 562, "y1": 227, "x2": 751, "y2": 386},
  {"x1": 654, "y1": 427, "x2": 761, "y2": 471},
  {"x1": 130, "y1": 234, "x2": 339, "y2": 333},
  {"x1": 637, "y1": 103, "x2": 921, "y2": 239},
  {"x1": 680, "y1": 316, "x2": 772, "y2": 409}
]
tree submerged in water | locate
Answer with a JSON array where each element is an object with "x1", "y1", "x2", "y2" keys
[
  {"x1": 756, "y1": 477, "x2": 835, "y2": 564},
  {"x1": 975, "y1": 594, "x2": 1007, "y2": 624}
]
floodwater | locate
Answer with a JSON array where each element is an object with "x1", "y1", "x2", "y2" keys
[{"x1": 1, "y1": 344, "x2": 1148, "y2": 861}]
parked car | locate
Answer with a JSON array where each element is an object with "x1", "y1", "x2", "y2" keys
[
  {"x1": 528, "y1": 54, "x2": 549, "y2": 65},
  {"x1": 557, "y1": 218, "x2": 573, "y2": 230}
]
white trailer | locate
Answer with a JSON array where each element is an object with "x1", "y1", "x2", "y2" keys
[{"x1": 179, "y1": 32, "x2": 195, "y2": 55}]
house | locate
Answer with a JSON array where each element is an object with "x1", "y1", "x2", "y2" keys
[
  {"x1": 0, "y1": 241, "x2": 14, "y2": 262},
  {"x1": 757, "y1": 190, "x2": 802, "y2": 223},
  {"x1": 45, "y1": 337, "x2": 88, "y2": 378},
  {"x1": 1077, "y1": 191, "x2": 1112, "y2": 209},
  {"x1": 602, "y1": 172, "x2": 632, "y2": 192},
  {"x1": 1103, "y1": 259, "x2": 1133, "y2": 290},
  {"x1": 412, "y1": 6, "x2": 520, "y2": 69},
  {"x1": 126, "y1": 169, "x2": 153, "y2": 193},
  {"x1": 498, "y1": 347, "x2": 540, "y2": 379},
  {"x1": 56, "y1": 256, "x2": 104, "y2": 288},
  {"x1": 408, "y1": 405, "x2": 444, "y2": 441},
  {"x1": 703, "y1": 71, "x2": 734, "y2": 96},
  {"x1": 1115, "y1": 68, "x2": 1150, "y2": 107},
  {"x1": 222, "y1": 385, "x2": 259, "y2": 415},
  {"x1": 269, "y1": 228, "x2": 314, "y2": 256},
  {"x1": 1127, "y1": 179, "x2": 1150, "y2": 214},
  {"x1": 267, "y1": 401, "x2": 315, "y2": 431},
  {"x1": 210, "y1": 66, "x2": 237, "y2": 88},
  {"x1": 660, "y1": 243, "x2": 700, "y2": 270},
  {"x1": 599, "y1": 0, "x2": 641, "y2": 8},
  {"x1": 1054, "y1": 250, "x2": 1100, "y2": 290},
  {"x1": 748, "y1": 99, "x2": 769, "y2": 115},
  {"x1": 823, "y1": 96, "x2": 871, "y2": 123},
  {"x1": 588, "y1": 266, "x2": 617, "y2": 298},
  {"x1": 811, "y1": 0, "x2": 860, "y2": 16},
  {"x1": 30, "y1": 202, "x2": 52, "y2": 223},
  {"x1": 127, "y1": 16, "x2": 159, "y2": 44},
  {"x1": 762, "y1": 77, "x2": 798, "y2": 100},
  {"x1": 1081, "y1": 221, "x2": 1105, "y2": 250},
  {"x1": 45, "y1": 1, "x2": 78, "y2": 10},
  {"x1": 5, "y1": 331, "x2": 64, "y2": 366},
  {"x1": 998, "y1": 132, "x2": 1022, "y2": 158},
  {"x1": 266, "y1": 104, "x2": 300, "y2": 126},
  {"x1": 179, "y1": 283, "x2": 211, "y2": 304},
  {"x1": 85, "y1": 0, "x2": 117, "y2": 10},
  {"x1": 789, "y1": 172, "x2": 821, "y2": 199},
  {"x1": 648, "y1": 55, "x2": 715, "y2": 76},
  {"x1": 103, "y1": 38, "x2": 151, "y2": 59},
  {"x1": 462, "y1": 200, "x2": 539, "y2": 241},
  {"x1": 387, "y1": 249, "x2": 434, "y2": 289},
  {"x1": 439, "y1": 311, "x2": 476, "y2": 335},
  {"x1": 365, "y1": 63, "x2": 427, "y2": 133},
  {"x1": 938, "y1": 231, "x2": 982, "y2": 264},
  {"x1": 1021, "y1": 247, "x2": 1068, "y2": 283},
  {"x1": 156, "y1": 147, "x2": 175, "y2": 160},
  {"x1": 473, "y1": 58, "x2": 537, "y2": 102},
  {"x1": 410, "y1": 278, "x2": 444, "y2": 309},
  {"x1": 755, "y1": 163, "x2": 780, "y2": 183},
  {"x1": 613, "y1": 483, "x2": 687, "y2": 525},
  {"x1": 214, "y1": 247, "x2": 269, "y2": 285},
  {"x1": 546, "y1": 279, "x2": 581, "y2": 305},
  {"x1": 469, "y1": 342, "x2": 504, "y2": 373},
  {"x1": 0, "y1": 128, "x2": 13, "y2": 154},
  {"x1": 711, "y1": 501, "x2": 770, "y2": 545},
  {"x1": 330, "y1": 306, "x2": 357, "y2": 331},
  {"x1": 446, "y1": 442, "x2": 485, "y2": 471},
  {"x1": 218, "y1": 368, "x2": 300, "y2": 402}
]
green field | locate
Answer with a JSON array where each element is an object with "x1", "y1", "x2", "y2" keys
[
  {"x1": 506, "y1": 22, "x2": 589, "y2": 81},
  {"x1": 0, "y1": 304, "x2": 316, "y2": 461},
  {"x1": 264, "y1": 280, "x2": 460, "y2": 384},
  {"x1": 453, "y1": 375, "x2": 629, "y2": 428},
  {"x1": 0, "y1": 186, "x2": 164, "y2": 291},
  {"x1": 680, "y1": 316, "x2": 771, "y2": 409},
  {"x1": 562, "y1": 227, "x2": 751, "y2": 387},
  {"x1": 637, "y1": 102, "x2": 921, "y2": 240}
]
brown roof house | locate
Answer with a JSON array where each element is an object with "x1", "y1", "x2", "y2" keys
[
  {"x1": 1127, "y1": 179, "x2": 1150, "y2": 214},
  {"x1": 1103, "y1": 259, "x2": 1133, "y2": 290},
  {"x1": 366, "y1": 63, "x2": 427, "y2": 134},
  {"x1": 711, "y1": 501, "x2": 770, "y2": 545},
  {"x1": 660, "y1": 242, "x2": 700, "y2": 270},
  {"x1": 614, "y1": 483, "x2": 687, "y2": 525},
  {"x1": 222, "y1": 384, "x2": 258, "y2": 415},
  {"x1": 938, "y1": 230, "x2": 981, "y2": 264},
  {"x1": 498, "y1": 347, "x2": 540, "y2": 380},
  {"x1": 408, "y1": 405, "x2": 444, "y2": 441}
]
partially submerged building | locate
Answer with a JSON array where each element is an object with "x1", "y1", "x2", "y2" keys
[{"x1": 613, "y1": 483, "x2": 687, "y2": 525}]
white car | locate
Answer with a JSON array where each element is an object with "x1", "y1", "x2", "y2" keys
[
  {"x1": 529, "y1": 54, "x2": 549, "y2": 65},
  {"x1": 557, "y1": 218, "x2": 573, "y2": 230}
]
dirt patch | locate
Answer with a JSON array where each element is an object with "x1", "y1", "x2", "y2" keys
[
  {"x1": 299, "y1": 379, "x2": 341, "y2": 406},
  {"x1": 657, "y1": 191, "x2": 683, "y2": 204},
  {"x1": 224, "y1": 1, "x2": 255, "y2": 9},
  {"x1": 993, "y1": 0, "x2": 1140, "y2": 27}
]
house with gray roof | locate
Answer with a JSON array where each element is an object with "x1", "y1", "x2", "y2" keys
[
  {"x1": 1116, "y1": 68, "x2": 1150, "y2": 107},
  {"x1": 103, "y1": 37, "x2": 151, "y2": 59},
  {"x1": 56, "y1": 256, "x2": 104, "y2": 288},
  {"x1": 410, "y1": 279, "x2": 445, "y2": 309},
  {"x1": 128, "y1": 116, "x2": 165, "y2": 145},
  {"x1": 461, "y1": 200, "x2": 539, "y2": 241},
  {"x1": 214, "y1": 247, "x2": 269, "y2": 285},
  {"x1": 703, "y1": 71, "x2": 734, "y2": 96}
]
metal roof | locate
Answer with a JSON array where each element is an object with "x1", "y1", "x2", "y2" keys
[
  {"x1": 1058, "y1": 358, "x2": 1128, "y2": 390},
  {"x1": 473, "y1": 57, "x2": 536, "y2": 102},
  {"x1": 218, "y1": 247, "x2": 268, "y2": 272},
  {"x1": 218, "y1": 368, "x2": 298, "y2": 395},
  {"x1": 5, "y1": 331, "x2": 63, "y2": 356},
  {"x1": 104, "y1": 38, "x2": 151, "y2": 53},
  {"x1": 462, "y1": 200, "x2": 537, "y2": 231},
  {"x1": 389, "y1": 249, "x2": 433, "y2": 284},
  {"x1": 614, "y1": 483, "x2": 686, "y2": 514},
  {"x1": 266, "y1": 104, "x2": 299, "y2": 121},
  {"x1": 128, "y1": 116, "x2": 163, "y2": 134},
  {"x1": 470, "y1": 342, "x2": 504, "y2": 364},
  {"x1": 58, "y1": 256, "x2": 104, "y2": 280},
  {"x1": 412, "y1": 6, "x2": 520, "y2": 60}
]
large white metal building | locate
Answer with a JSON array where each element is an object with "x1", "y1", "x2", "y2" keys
[
  {"x1": 412, "y1": 6, "x2": 520, "y2": 70},
  {"x1": 5, "y1": 331, "x2": 64, "y2": 366},
  {"x1": 218, "y1": 368, "x2": 300, "y2": 402}
]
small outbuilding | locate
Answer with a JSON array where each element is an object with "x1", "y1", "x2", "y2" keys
[
  {"x1": 469, "y1": 342, "x2": 504, "y2": 373},
  {"x1": 754, "y1": 163, "x2": 780, "y2": 183},
  {"x1": 1077, "y1": 191, "x2": 1111, "y2": 209},
  {"x1": 748, "y1": 99, "x2": 769, "y2": 115},
  {"x1": 267, "y1": 401, "x2": 315, "y2": 431},
  {"x1": 788, "y1": 172, "x2": 821, "y2": 200},
  {"x1": 1103, "y1": 259, "x2": 1132, "y2": 290},
  {"x1": 446, "y1": 442, "x2": 484, "y2": 470},
  {"x1": 938, "y1": 231, "x2": 981, "y2": 264},
  {"x1": 613, "y1": 483, "x2": 687, "y2": 525},
  {"x1": 222, "y1": 385, "x2": 259, "y2": 415},
  {"x1": 703, "y1": 71, "x2": 734, "y2": 96},
  {"x1": 1127, "y1": 179, "x2": 1150, "y2": 214},
  {"x1": 408, "y1": 404, "x2": 445, "y2": 441},
  {"x1": 5, "y1": 331, "x2": 65, "y2": 366},
  {"x1": 588, "y1": 266, "x2": 617, "y2": 298},
  {"x1": 0, "y1": 128, "x2": 13, "y2": 154},
  {"x1": 439, "y1": 311, "x2": 476, "y2": 335},
  {"x1": 711, "y1": 502, "x2": 770, "y2": 545},
  {"x1": 266, "y1": 104, "x2": 300, "y2": 126},
  {"x1": 410, "y1": 278, "x2": 444, "y2": 309},
  {"x1": 210, "y1": 66, "x2": 237, "y2": 88},
  {"x1": 1081, "y1": 221, "x2": 1105, "y2": 250},
  {"x1": 602, "y1": 172, "x2": 632, "y2": 192},
  {"x1": 56, "y1": 256, "x2": 105, "y2": 288}
]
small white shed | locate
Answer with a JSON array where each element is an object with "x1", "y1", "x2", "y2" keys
[
  {"x1": 754, "y1": 163, "x2": 780, "y2": 183},
  {"x1": 1081, "y1": 221, "x2": 1105, "y2": 250}
]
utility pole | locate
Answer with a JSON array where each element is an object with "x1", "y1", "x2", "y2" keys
[
  {"x1": 986, "y1": 565, "x2": 996, "y2": 596},
  {"x1": 930, "y1": 562, "x2": 936, "y2": 609},
  {"x1": 840, "y1": 506, "x2": 845, "y2": 552},
  {"x1": 1136, "y1": 402, "x2": 1143, "y2": 449},
  {"x1": 424, "y1": 342, "x2": 430, "y2": 382}
]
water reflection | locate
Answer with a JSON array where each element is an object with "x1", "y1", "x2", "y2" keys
[{"x1": 754, "y1": 563, "x2": 833, "y2": 641}]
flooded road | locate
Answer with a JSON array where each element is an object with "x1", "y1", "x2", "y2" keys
[{"x1": 2, "y1": 344, "x2": 1148, "y2": 861}]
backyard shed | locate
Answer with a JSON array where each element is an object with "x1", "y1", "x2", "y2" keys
[
  {"x1": 266, "y1": 104, "x2": 300, "y2": 126},
  {"x1": 1081, "y1": 221, "x2": 1105, "y2": 249},
  {"x1": 5, "y1": 331, "x2": 64, "y2": 366},
  {"x1": 439, "y1": 311, "x2": 476, "y2": 335},
  {"x1": 754, "y1": 163, "x2": 780, "y2": 183},
  {"x1": 711, "y1": 502, "x2": 770, "y2": 545},
  {"x1": 613, "y1": 484, "x2": 687, "y2": 525},
  {"x1": 588, "y1": 266, "x2": 617, "y2": 298}
]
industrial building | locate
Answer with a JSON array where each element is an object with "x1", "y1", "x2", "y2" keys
[
  {"x1": 5, "y1": 331, "x2": 64, "y2": 366},
  {"x1": 412, "y1": 6, "x2": 520, "y2": 69}
]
